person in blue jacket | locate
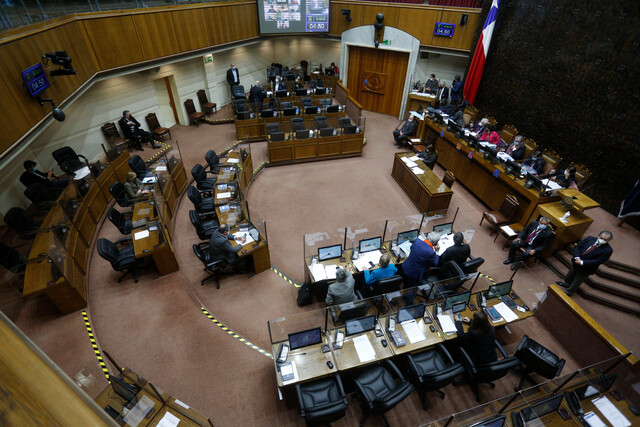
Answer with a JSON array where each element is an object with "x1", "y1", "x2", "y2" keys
[
  {"x1": 364, "y1": 254, "x2": 397, "y2": 293},
  {"x1": 401, "y1": 233, "x2": 440, "y2": 289},
  {"x1": 450, "y1": 75, "x2": 463, "y2": 105}
]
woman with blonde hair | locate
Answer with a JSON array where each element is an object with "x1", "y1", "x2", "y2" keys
[
  {"x1": 364, "y1": 253, "x2": 397, "y2": 292},
  {"x1": 124, "y1": 171, "x2": 150, "y2": 200}
]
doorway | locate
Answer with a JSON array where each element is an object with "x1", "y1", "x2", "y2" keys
[{"x1": 152, "y1": 76, "x2": 182, "y2": 127}]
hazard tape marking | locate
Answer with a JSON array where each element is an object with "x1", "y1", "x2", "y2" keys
[
  {"x1": 82, "y1": 311, "x2": 111, "y2": 381},
  {"x1": 200, "y1": 308, "x2": 272, "y2": 359}
]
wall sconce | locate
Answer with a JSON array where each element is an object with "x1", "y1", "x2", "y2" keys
[{"x1": 341, "y1": 8, "x2": 352, "y2": 22}]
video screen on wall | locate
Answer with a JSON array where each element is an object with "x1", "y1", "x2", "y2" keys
[{"x1": 258, "y1": 0, "x2": 329, "y2": 34}]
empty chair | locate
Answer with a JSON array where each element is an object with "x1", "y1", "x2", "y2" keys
[
  {"x1": 234, "y1": 99, "x2": 249, "y2": 113},
  {"x1": 187, "y1": 186, "x2": 216, "y2": 216},
  {"x1": 280, "y1": 101, "x2": 292, "y2": 109},
  {"x1": 109, "y1": 182, "x2": 134, "y2": 208},
  {"x1": 197, "y1": 89, "x2": 217, "y2": 115},
  {"x1": 266, "y1": 123, "x2": 281, "y2": 135},
  {"x1": 338, "y1": 117, "x2": 351, "y2": 128},
  {"x1": 128, "y1": 154, "x2": 148, "y2": 179},
  {"x1": 205, "y1": 150, "x2": 224, "y2": 173},
  {"x1": 514, "y1": 335, "x2": 565, "y2": 391},
  {"x1": 296, "y1": 373, "x2": 348, "y2": 426},
  {"x1": 232, "y1": 85, "x2": 246, "y2": 100},
  {"x1": 0, "y1": 242, "x2": 27, "y2": 274},
  {"x1": 363, "y1": 275, "x2": 403, "y2": 298},
  {"x1": 354, "y1": 360, "x2": 415, "y2": 427},
  {"x1": 541, "y1": 149, "x2": 562, "y2": 175},
  {"x1": 101, "y1": 122, "x2": 130, "y2": 150},
  {"x1": 24, "y1": 183, "x2": 57, "y2": 211},
  {"x1": 145, "y1": 113, "x2": 171, "y2": 141},
  {"x1": 189, "y1": 210, "x2": 219, "y2": 241},
  {"x1": 406, "y1": 344, "x2": 465, "y2": 410},
  {"x1": 460, "y1": 256, "x2": 485, "y2": 274},
  {"x1": 523, "y1": 137, "x2": 537, "y2": 159},
  {"x1": 314, "y1": 78, "x2": 325, "y2": 94},
  {"x1": 4, "y1": 207, "x2": 40, "y2": 240},
  {"x1": 460, "y1": 340, "x2": 521, "y2": 402},
  {"x1": 96, "y1": 238, "x2": 139, "y2": 283},
  {"x1": 184, "y1": 99, "x2": 204, "y2": 126},
  {"x1": 108, "y1": 207, "x2": 132, "y2": 235},
  {"x1": 313, "y1": 115, "x2": 329, "y2": 130},
  {"x1": 430, "y1": 260, "x2": 467, "y2": 298},
  {"x1": 191, "y1": 164, "x2": 217, "y2": 191},
  {"x1": 500, "y1": 125, "x2": 518, "y2": 145},
  {"x1": 192, "y1": 242, "x2": 230, "y2": 288},
  {"x1": 51, "y1": 146, "x2": 89, "y2": 176},
  {"x1": 301, "y1": 96, "x2": 313, "y2": 107},
  {"x1": 291, "y1": 117, "x2": 307, "y2": 132},
  {"x1": 480, "y1": 194, "x2": 519, "y2": 235},
  {"x1": 442, "y1": 171, "x2": 456, "y2": 188}
]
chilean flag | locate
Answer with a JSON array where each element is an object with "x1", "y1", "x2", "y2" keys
[{"x1": 464, "y1": 0, "x2": 500, "y2": 105}]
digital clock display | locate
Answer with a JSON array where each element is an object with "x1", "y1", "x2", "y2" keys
[
  {"x1": 22, "y1": 63, "x2": 50, "y2": 97},
  {"x1": 434, "y1": 22, "x2": 456, "y2": 38}
]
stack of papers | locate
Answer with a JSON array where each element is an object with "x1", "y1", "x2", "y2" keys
[
  {"x1": 308, "y1": 263, "x2": 341, "y2": 281},
  {"x1": 281, "y1": 361, "x2": 299, "y2": 385},
  {"x1": 353, "y1": 335, "x2": 376, "y2": 363},
  {"x1": 401, "y1": 157, "x2": 418, "y2": 168},
  {"x1": 582, "y1": 412, "x2": 607, "y2": 427},
  {"x1": 217, "y1": 191, "x2": 232, "y2": 199},
  {"x1": 156, "y1": 413, "x2": 181, "y2": 427},
  {"x1": 134, "y1": 230, "x2": 150, "y2": 240},
  {"x1": 123, "y1": 395, "x2": 155, "y2": 426},
  {"x1": 352, "y1": 250, "x2": 383, "y2": 271},
  {"x1": 493, "y1": 302, "x2": 519, "y2": 322},
  {"x1": 500, "y1": 225, "x2": 517, "y2": 237},
  {"x1": 226, "y1": 158, "x2": 240, "y2": 164},
  {"x1": 142, "y1": 176, "x2": 157, "y2": 184},
  {"x1": 437, "y1": 314, "x2": 457, "y2": 334},
  {"x1": 411, "y1": 167, "x2": 424, "y2": 175},
  {"x1": 541, "y1": 178, "x2": 563, "y2": 190},
  {"x1": 232, "y1": 232, "x2": 255, "y2": 245},
  {"x1": 592, "y1": 396, "x2": 631, "y2": 426},
  {"x1": 401, "y1": 319, "x2": 426, "y2": 344},
  {"x1": 155, "y1": 165, "x2": 168, "y2": 172},
  {"x1": 496, "y1": 152, "x2": 513, "y2": 162}
]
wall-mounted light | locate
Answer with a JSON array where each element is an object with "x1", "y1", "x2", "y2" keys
[{"x1": 341, "y1": 8, "x2": 352, "y2": 22}]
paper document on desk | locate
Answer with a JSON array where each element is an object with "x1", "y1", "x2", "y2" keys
[
  {"x1": 353, "y1": 335, "x2": 376, "y2": 363},
  {"x1": 281, "y1": 361, "x2": 299, "y2": 385},
  {"x1": 411, "y1": 167, "x2": 425, "y2": 175},
  {"x1": 592, "y1": 396, "x2": 631, "y2": 426},
  {"x1": 541, "y1": 178, "x2": 562, "y2": 190},
  {"x1": 437, "y1": 234, "x2": 455, "y2": 256},
  {"x1": 217, "y1": 191, "x2": 232, "y2": 199},
  {"x1": 156, "y1": 412, "x2": 180, "y2": 427},
  {"x1": 134, "y1": 230, "x2": 150, "y2": 240},
  {"x1": 137, "y1": 208, "x2": 151, "y2": 215},
  {"x1": 401, "y1": 319, "x2": 426, "y2": 344},
  {"x1": 155, "y1": 165, "x2": 167, "y2": 172},
  {"x1": 493, "y1": 302, "x2": 519, "y2": 322},
  {"x1": 496, "y1": 152, "x2": 513, "y2": 162},
  {"x1": 123, "y1": 395, "x2": 155, "y2": 426},
  {"x1": 233, "y1": 232, "x2": 255, "y2": 245},
  {"x1": 325, "y1": 265, "x2": 338, "y2": 280},
  {"x1": 141, "y1": 176, "x2": 157, "y2": 184},
  {"x1": 352, "y1": 250, "x2": 382, "y2": 271},
  {"x1": 401, "y1": 157, "x2": 418, "y2": 167},
  {"x1": 583, "y1": 411, "x2": 607, "y2": 427},
  {"x1": 398, "y1": 241, "x2": 412, "y2": 257},
  {"x1": 437, "y1": 314, "x2": 457, "y2": 334},
  {"x1": 309, "y1": 263, "x2": 327, "y2": 281},
  {"x1": 226, "y1": 158, "x2": 240, "y2": 163},
  {"x1": 500, "y1": 225, "x2": 517, "y2": 237},
  {"x1": 408, "y1": 155, "x2": 420, "y2": 161}
]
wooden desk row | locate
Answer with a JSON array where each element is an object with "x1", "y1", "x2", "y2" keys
[
  {"x1": 267, "y1": 132, "x2": 364, "y2": 165},
  {"x1": 235, "y1": 108, "x2": 346, "y2": 141}
]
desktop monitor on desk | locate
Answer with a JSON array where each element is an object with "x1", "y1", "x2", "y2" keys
[
  {"x1": 433, "y1": 222, "x2": 453, "y2": 235},
  {"x1": 574, "y1": 374, "x2": 617, "y2": 400},
  {"x1": 504, "y1": 159, "x2": 521, "y2": 177},
  {"x1": 345, "y1": 315, "x2": 377, "y2": 336},
  {"x1": 295, "y1": 129, "x2": 311, "y2": 139},
  {"x1": 276, "y1": 90, "x2": 288, "y2": 98},
  {"x1": 447, "y1": 120, "x2": 463, "y2": 135},
  {"x1": 270, "y1": 131, "x2": 285, "y2": 142},
  {"x1": 326, "y1": 105, "x2": 339, "y2": 113},
  {"x1": 397, "y1": 229, "x2": 419, "y2": 244},
  {"x1": 288, "y1": 327, "x2": 323, "y2": 351},
  {"x1": 109, "y1": 375, "x2": 139, "y2": 407},
  {"x1": 524, "y1": 172, "x2": 544, "y2": 191},
  {"x1": 359, "y1": 236, "x2": 382, "y2": 253},
  {"x1": 283, "y1": 107, "x2": 298, "y2": 116},
  {"x1": 337, "y1": 302, "x2": 370, "y2": 324},
  {"x1": 260, "y1": 109, "x2": 275, "y2": 118},
  {"x1": 295, "y1": 88, "x2": 308, "y2": 96},
  {"x1": 516, "y1": 394, "x2": 565, "y2": 424},
  {"x1": 467, "y1": 415, "x2": 506, "y2": 427},
  {"x1": 397, "y1": 302, "x2": 426, "y2": 322},
  {"x1": 317, "y1": 244, "x2": 342, "y2": 262},
  {"x1": 318, "y1": 128, "x2": 334, "y2": 137},
  {"x1": 486, "y1": 280, "x2": 513, "y2": 299},
  {"x1": 305, "y1": 106, "x2": 320, "y2": 115},
  {"x1": 442, "y1": 291, "x2": 471, "y2": 313}
]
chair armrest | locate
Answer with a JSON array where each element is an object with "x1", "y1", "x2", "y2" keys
[
  {"x1": 295, "y1": 383, "x2": 306, "y2": 417},
  {"x1": 196, "y1": 241, "x2": 210, "y2": 250},
  {"x1": 115, "y1": 237, "x2": 133, "y2": 245},
  {"x1": 438, "y1": 343, "x2": 456, "y2": 365},
  {"x1": 78, "y1": 154, "x2": 89, "y2": 163},
  {"x1": 459, "y1": 347, "x2": 477, "y2": 375},
  {"x1": 334, "y1": 373, "x2": 347, "y2": 403},
  {"x1": 384, "y1": 360, "x2": 404, "y2": 380},
  {"x1": 495, "y1": 340, "x2": 508, "y2": 359},
  {"x1": 354, "y1": 290, "x2": 363, "y2": 300},
  {"x1": 405, "y1": 353, "x2": 421, "y2": 382}
]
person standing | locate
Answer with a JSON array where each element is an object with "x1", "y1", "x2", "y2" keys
[
  {"x1": 423, "y1": 74, "x2": 439, "y2": 94},
  {"x1": 435, "y1": 81, "x2": 449, "y2": 108},
  {"x1": 249, "y1": 81, "x2": 265, "y2": 110},
  {"x1": 450, "y1": 75, "x2": 463, "y2": 105},
  {"x1": 325, "y1": 266, "x2": 356, "y2": 306},
  {"x1": 504, "y1": 217, "x2": 554, "y2": 270},
  {"x1": 226, "y1": 63, "x2": 240, "y2": 99},
  {"x1": 401, "y1": 234, "x2": 439, "y2": 288},
  {"x1": 557, "y1": 231, "x2": 613, "y2": 296}
]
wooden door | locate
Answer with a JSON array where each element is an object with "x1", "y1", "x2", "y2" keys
[{"x1": 347, "y1": 46, "x2": 409, "y2": 116}]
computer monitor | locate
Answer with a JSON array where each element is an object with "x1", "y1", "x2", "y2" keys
[
  {"x1": 295, "y1": 129, "x2": 310, "y2": 139},
  {"x1": 397, "y1": 303, "x2": 426, "y2": 322},
  {"x1": 448, "y1": 120, "x2": 462, "y2": 135},
  {"x1": 464, "y1": 133, "x2": 479, "y2": 148},
  {"x1": 467, "y1": 415, "x2": 506, "y2": 427},
  {"x1": 434, "y1": 112, "x2": 444, "y2": 123},
  {"x1": 345, "y1": 315, "x2": 377, "y2": 336},
  {"x1": 524, "y1": 172, "x2": 544, "y2": 191},
  {"x1": 315, "y1": 87, "x2": 325, "y2": 95},
  {"x1": 275, "y1": 90, "x2": 288, "y2": 98},
  {"x1": 359, "y1": 236, "x2": 382, "y2": 253},
  {"x1": 295, "y1": 88, "x2": 308, "y2": 96},
  {"x1": 304, "y1": 106, "x2": 319, "y2": 114},
  {"x1": 486, "y1": 280, "x2": 513, "y2": 299},
  {"x1": 397, "y1": 229, "x2": 419, "y2": 244},
  {"x1": 317, "y1": 244, "x2": 342, "y2": 261},
  {"x1": 574, "y1": 374, "x2": 617, "y2": 400},
  {"x1": 319, "y1": 128, "x2": 333, "y2": 137},
  {"x1": 432, "y1": 222, "x2": 453, "y2": 235},
  {"x1": 283, "y1": 107, "x2": 297, "y2": 116},
  {"x1": 260, "y1": 109, "x2": 274, "y2": 118},
  {"x1": 443, "y1": 291, "x2": 471, "y2": 312},
  {"x1": 270, "y1": 131, "x2": 285, "y2": 142},
  {"x1": 337, "y1": 303, "x2": 370, "y2": 323},
  {"x1": 109, "y1": 375, "x2": 138, "y2": 404},
  {"x1": 520, "y1": 394, "x2": 565, "y2": 422},
  {"x1": 343, "y1": 124, "x2": 357, "y2": 134},
  {"x1": 236, "y1": 111, "x2": 252, "y2": 120},
  {"x1": 504, "y1": 159, "x2": 521, "y2": 176},
  {"x1": 288, "y1": 327, "x2": 323, "y2": 350},
  {"x1": 325, "y1": 68, "x2": 335, "y2": 76},
  {"x1": 326, "y1": 105, "x2": 339, "y2": 113}
]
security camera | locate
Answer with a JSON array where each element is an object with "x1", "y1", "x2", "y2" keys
[{"x1": 42, "y1": 51, "x2": 77, "y2": 76}]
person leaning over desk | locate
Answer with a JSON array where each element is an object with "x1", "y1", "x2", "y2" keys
[
  {"x1": 543, "y1": 166, "x2": 578, "y2": 189},
  {"x1": 455, "y1": 312, "x2": 497, "y2": 364},
  {"x1": 325, "y1": 266, "x2": 356, "y2": 306},
  {"x1": 521, "y1": 150, "x2": 546, "y2": 175},
  {"x1": 364, "y1": 254, "x2": 397, "y2": 292},
  {"x1": 401, "y1": 232, "x2": 439, "y2": 288},
  {"x1": 124, "y1": 171, "x2": 151, "y2": 200}
]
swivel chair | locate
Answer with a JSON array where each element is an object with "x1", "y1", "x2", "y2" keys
[
  {"x1": 514, "y1": 335, "x2": 565, "y2": 391},
  {"x1": 192, "y1": 242, "x2": 230, "y2": 288},
  {"x1": 109, "y1": 182, "x2": 134, "y2": 208},
  {"x1": 429, "y1": 261, "x2": 467, "y2": 299},
  {"x1": 128, "y1": 154, "x2": 148, "y2": 179},
  {"x1": 301, "y1": 96, "x2": 313, "y2": 107},
  {"x1": 354, "y1": 360, "x2": 414, "y2": 427},
  {"x1": 363, "y1": 275, "x2": 403, "y2": 298},
  {"x1": 4, "y1": 207, "x2": 40, "y2": 240},
  {"x1": 96, "y1": 238, "x2": 139, "y2": 283},
  {"x1": 232, "y1": 85, "x2": 246, "y2": 100},
  {"x1": 406, "y1": 344, "x2": 465, "y2": 410},
  {"x1": 107, "y1": 207, "x2": 133, "y2": 235},
  {"x1": 191, "y1": 164, "x2": 217, "y2": 191},
  {"x1": 460, "y1": 256, "x2": 485, "y2": 275},
  {"x1": 296, "y1": 373, "x2": 348, "y2": 426},
  {"x1": 205, "y1": 150, "x2": 225, "y2": 173},
  {"x1": 189, "y1": 210, "x2": 219, "y2": 241},
  {"x1": 187, "y1": 186, "x2": 217, "y2": 216},
  {"x1": 52, "y1": 146, "x2": 89, "y2": 176},
  {"x1": 24, "y1": 183, "x2": 57, "y2": 212}
]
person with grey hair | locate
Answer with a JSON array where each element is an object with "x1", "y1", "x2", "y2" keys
[
  {"x1": 504, "y1": 217, "x2": 554, "y2": 270},
  {"x1": 557, "y1": 231, "x2": 613, "y2": 296},
  {"x1": 208, "y1": 224, "x2": 248, "y2": 272},
  {"x1": 503, "y1": 134, "x2": 526, "y2": 160},
  {"x1": 473, "y1": 117, "x2": 489, "y2": 134},
  {"x1": 439, "y1": 231, "x2": 471, "y2": 266},
  {"x1": 325, "y1": 265, "x2": 356, "y2": 306},
  {"x1": 249, "y1": 80, "x2": 264, "y2": 107},
  {"x1": 426, "y1": 231, "x2": 441, "y2": 247},
  {"x1": 435, "y1": 81, "x2": 449, "y2": 108}
]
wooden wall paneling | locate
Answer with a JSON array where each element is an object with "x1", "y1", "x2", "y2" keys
[
  {"x1": 171, "y1": 8, "x2": 210, "y2": 52},
  {"x1": 395, "y1": 8, "x2": 438, "y2": 45},
  {"x1": 431, "y1": 9, "x2": 479, "y2": 50},
  {"x1": 0, "y1": 75, "x2": 31, "y2": 153},
  {"x1": 83, "y1": 16, "x2": 144, "y2": 70},
  {"x1": 205, "y1": 6, "x2": 234, "y2": 45},
  {"x1": 330, "y1": 3, "x2": 367, "y2": 35},
  {"x1": 55, "y1": 21, "x2": 100, "y2": 84},
  {"x1": 234, "y1": 4, "x2": 259, "y2": 40},
  {"x1": 360, "y1": 5, "x2": 400, "y2": 30},
  {"x1": 132, "y1": 12, "x2": 180, "y2": 60}
]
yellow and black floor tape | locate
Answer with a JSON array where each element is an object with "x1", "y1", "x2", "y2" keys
[
  {"x1": 147, "y1": 142, "x2": 172, "y2": 162},
  {"x1": 252, "y1": 161, "x2": 268, "y2": 176},
  {"x1": 271, "y1": 265, "x2": 303, "y2": 288},
  {"x1": 479, "y1": 273, "x2": 497, "y2": 284},
  {"x1": 200, "y1": 308, "x2": 273, "y2": 359},
  {"x1": 81, "y1": 311, "x2": 111, "y2": 380}
]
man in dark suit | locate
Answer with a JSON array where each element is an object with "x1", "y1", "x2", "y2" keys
[
  {"x1": 557, "y1": 231, "x2": 613, "y2": 296},
  {"x1": 521, "y1": 150, "x2": 546, "y2": 175},
  {"x1": 119, "y1": 110, "x2": 160, "y2": 150},
  {"x1": 504, "y1": 135, "x2": 525, "y2": 160},
  {"x1": 450, "y1": 75, "x2": 463, "y2": 105},
  {"x1": 401, "y1": 234, "x2": 439, "y2": 288},
  {"x1": 20, "y1": 160, "x2": 69, "y2": 190},
  {"x1": 226, "y1": 63, "x2": 240, "y2": 87},
  {"x1": 249, "y1": 81, "x2": 265, "y2": 110},
  {"x1": 423, "y1": 73, "x2": 438, "y2": 94},
  {"x1": 439, "y1": 232, "x2": 470, "y2": 266},
  {"x1": 504, "y1": 217, "x2": 554, "y2": 270},
  {"x1": 275, "y1": 76, "x2": 286, "y2": 91},
  {"x1": 435, "y1": 81, "x2": 449, "y2": 108},
  {"x1": 393, "y1": 115, "x2": 417, "y2": 147},
  {"x1": 208, "y1": 225, "x2": 248, "y2": 272}
]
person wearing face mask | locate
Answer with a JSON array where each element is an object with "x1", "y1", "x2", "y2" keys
[
  {"x1": 503, "y1": 135, "x2": 526, "y2": 160},
  {"x1": 544, "y1": 166, "x2": 578, "y2": 189},
  {"x1": 557, "y1": 231, "x2": 613, "y2": 296},
  {"x1": 275, "y1": 76, "x2": 286, "y2": 91},
  {"x1": 226, "y1": 63, "x2": 240, "y2": 88},
  {"x1": 504, "y1": 217, "x2": 554, "y2": 270},
  {"x1": 423, "y1": 73, "x2": 439, "y2": 94},
  {"x1": 20, "y1": 160, "x2": 70, "y2": 191},
  {"x1": 521, "y1": 150, "x2": 546, "y2": 175}
]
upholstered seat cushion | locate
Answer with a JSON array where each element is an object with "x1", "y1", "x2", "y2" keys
[
  {"x1": 483, "y1": 211, "x2": 507, "y2": 224},
  {"x1": 411, "y1": 350, "x2": 447, "y2": 379}
]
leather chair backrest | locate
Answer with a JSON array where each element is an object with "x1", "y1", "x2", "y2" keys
[
  {"x1": 191, "y1": 164, "x2": 206, "y2": 184},
  {"x1": 97, "y1": 238, "x2": 119, "y2": 265},
  {"x1": 443, "y1": 171, "x2": 455, "y2": 188},
  {"x1": 316, "y1": 78, "x2": 324, "y2": 88},
  {"x1": 192, "y1": 243, "x2": 209, "y2": 265},
  {"x1": 314, "y1": 116, "x2": 328, "y2": 129},
  {"x1": 52, "y1": 146, "x2": 77, "y2": 164},
  {"x1": 205, "y1": 150, "x2": 220, "y2": 168},
  {"x1": 339, "y1": 117, "x2": 351, "y2": 128},
  {"x1": 145, "y1": 113, "x2": 160, "y2": 130},
  {"x1": 291, "y1": 117, "x2": 306, "y2": 131},
  {"x1": 234, "y1": 99, "x2": 248, "y2": 112},
  {"x1": 524, "y1": 138, "x2": 537, "y2": 159},
  {"x1": 474, "y1": 357, "x2": 521, "y2": 383},
  {"x1": 281, "y1": 101, "x2": 292, "y2": 109},
  {"x1": 461, "y1": 257, "x2": 485, "y2": 274},
  {"x1": 569, "y1": 163, "x2": 590, "y2": 188},
  {"x1": 187, "y1": 186, "x2": 201, "y2": 207},
  {"x1": 464, "y1": 105, "x2": 479, "y2": 122},
  {"x1": 371, "y1": 275, "x2": 403, "y2": 296},
  {"x1": 184, "y1": 99, "x2": 197, "y2": 115},
  {"x1": 266, "y1": 123, "x2": 281, "y2": 134},
  {"x1": 25, "y1": 183, "x2": 56, "y2": 203},
  {"x1": 101, "y1": 122, "x2": 121, "y2": 140},
  {"x1": 302, "y1": 97, "x2": 312, "y2": 106},
  {"x1": 5, "y1": 207, "x2": 36, "y2": 234},
  {"x1": 541, "y1": 149, "x2": 562, "y2": 169},
  {"x1": 129, "y1": 155, "x2": 146, "y2": 173},
  {"x1": 189, "y1": 210, "x2": 203, "y2": 232},
  {"x1": 500, "y1": 125, "x2": 518, "y2": 145},
  {"x1": 515, "y1": 335, "x2": 566, "y2": 379},
  {"x1": 197, "y1": 89, "x2": 209, "y2": 106},
  {"x1": 500, "y1": 195, "x2": 520, "y2": 218}
]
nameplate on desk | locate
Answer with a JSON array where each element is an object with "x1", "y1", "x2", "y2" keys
[
  {"x1": 440, "y1": 130, "x2": 445, "y2": 138},
  {"x1": 226, "y1": 158, "x2": 240, "y2": 164},
  {"x1": 493, "y1": 169, "x2": 500, "y2": 178},
  {"x1": 134, "y1": 230, "x2": 150, "y2": 240},
  {"x1": 217, "y1": 192, "x2": 232, "y2": 199},
  {"x1": 467, "y1": 151, "x2": 474, "y2": 159},
  {"x1": 137, "y1": 208, "x2": 151, "y2": 215},
  {"x1": 456, "y1": 143, "x2": 461, "y2": 150}
]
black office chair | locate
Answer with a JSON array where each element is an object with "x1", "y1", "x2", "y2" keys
[
  {"x1": 313, "y1": 115, "x2": 330, "y2": 130},
  {"x1": 406, "y1": 344, "x2": 465, "y2": 410},
  {"x1": 192, "y1": 242, "x2": 230, "y2": 288},
  {"x1": 460, "y1": 340, "x2": 521, "y2": 402},
  {"x1": 232, "y1": 85, "x2": 246, "y2": 100},
  {"x1": 4, "y1": 207, "x2": 40, "y2": 240},
  {"x1": 354, "y1": 360, "x2": 414, "y2": 427},
  {"x1": 291, "y1": 117, "x2": 306, "y2": 131},
  {"x1": 266, "y1": 123, "x2": 281, "y2": 135},
  {"x1": 187, "y1": 186, "x2": 217, "y2": 216},
  {"x1": 96, "y1": 238, "x2": 139, "y2": 283},
  {"x1": 51, "y1": 146, "x2": 89, "y2": 176},
  {"x1": 128, "y1": 154, "x2": 148, "y2": 179},
  {"x1": 339, "y1": 117, "x2": 351, "y2": 128},
  {"x1": 460, "y1": 256, "x2": 485, "y2": 275},
  {"x1": 107, "y1": 207, "x2": 132, "y2": 235},
  {"x1": 191, "y1": 164, "x2": 217, "y2": 191},
  {"x1": 109, "y1": 182, "x2": 134, "y2": 208},
  {"x1": 0, "y1": 242, "x2": 27, "y2": 275},
  {"x1": 280, "y1": 101, "x2": 292, "y2": 109},
  {"x1": 363, "y1": 275, "x2": 403, "y2": 298},
  {"x1": 189, "y1": 210, "x2": 219, "y2": 241},
  {"x1": 296, "y1": 373, "x2": 348, "y2": 426},
  {"x1": 301, "y1": 96, "x2": 313, "y2": 107},
  {"x1": 205, "y1": 150, "x2": 224, "y2": 173},
  {"x1": 315, "y1": 78, "x2": 325, "y2": 94},
  {"x1": 514, "y1": 335, "x2": 565, "y2": 391},
  {"x1": 24, "y1": 183, "x2": 57, "y2": 212},
  {"x1": 429, "y1": 261, "x2": 467, "y2": 298}
]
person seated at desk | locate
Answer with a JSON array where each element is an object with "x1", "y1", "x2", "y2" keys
[
  {"x1": 479, "y1": 124, "x2": 502, "y2": 148},
  {"x1": 450, "y1": 106, "x2": 465, "y2": 127},
  {"x1": 438, "y1": 232, "x2": 470, "y2": 266},
  {"x1": 124, "y1": 171, "x2": 151, "y2": 200},
  {"x1": 543, "y1": 166, "x2": 578, "y2": 189},
  {"x1": 521, "y1": 150, "x2": 546, "y2": 175},
  {"x1": 20, "y1": 160, "x2": 69, "y2": 191},
  {"x1": 208, "y1": 224, "x2": 248, "y2": 273},
  {"x1": 504, "y1": 217, "x2": 554, "y2": 270},
  {"x1": 293, "y1": 78, "x2": 304, "y2": 90},
  {"x1": 502, "y1": 135, "x2": 525, "y2": 160},
  {"x1": 472, "y1": 117, "x2": 489, "y2": 135},
  {"x1": 364, "y1": 254, "x2": 397, "y2": 292},
  {"x1": 274, "y1": 76, "x2": 286, "y2": 91},
  {"x1": 325, "y1": 266, "x2": 356, "y2": 306},
  {"x1": 417, "y1": 144, "x2": 438, "y2": 170},
  {"x1": 455, "y1": 312, "x2": 497, "y2": 364},
  {"x1": 393, "y1": 115, "x2": 417, "y2": 147},
  {"x1": 119, "y1": 110, "x2": 161, "y2": 151},
  {"x1": 423, "y1": 74, "x2": 438, "y2": 94},
  {"x1": 328, "y1": 62, "x2": 339, "y2": 76},
  {"x1": 401, "y1": 233, "x2": 439, "y2": 288}
]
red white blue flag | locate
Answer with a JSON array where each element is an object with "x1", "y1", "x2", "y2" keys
[{"x1": 464, "y1": 0, "x2": 500, "y2": 105}]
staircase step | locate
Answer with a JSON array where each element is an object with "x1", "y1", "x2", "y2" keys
[
  {"x1": 577, "y1": 286, "x2": 640, "y2": 316},
  {"x1": 606, "y1": 259, "x2": 640, "y2": 276},
  {"x1": 598, "y1": 263, "x2": 640, "y2": 287}
]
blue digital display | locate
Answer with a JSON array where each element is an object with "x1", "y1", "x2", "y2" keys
[
  {"x1": 434, "y1": 22, "x2": 456, "y2": 37},
  {"x1": 22, "y1": 63, "x2": 50, "y2": 97}
]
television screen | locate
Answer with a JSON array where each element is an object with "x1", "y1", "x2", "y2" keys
[
  {"x1": 22, "y1": 63, "x2": 50, "y2": 97},
  {"x1": 434, "y1": 22, "x2": 455, "y2": 37},
  {"x1": 288, "y1": 327, "x2": 322, "y2": 350},
  {"x1": 318, "y1": 244, "x2": 342, "y2": 261},
  {"x1": 258, "y1": 0, "x2": 329, "y2": 34},
  {"x1": 345, "y1": 315, "x2": 376, "y2": 336}
]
